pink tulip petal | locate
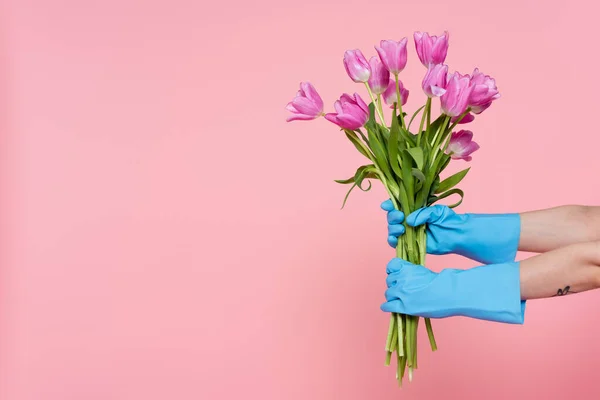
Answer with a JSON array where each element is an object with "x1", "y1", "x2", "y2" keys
[
  {"x1": 431, "y1": 86, "x2": 446, "y2": 97},
  {"x1": 286, "y1": 102, "x2": 299, "y2": 113},
  {"x1": 354, "y1": 93, "x2": 370, "y2": 114},
  {"x1": 336, "y1": 114, "x2": 363, "y2": 130},
  {"x1": 287, "y1": 113, "x2": 318, "y2": 122},
  {"x1": 291, "y1": 96, "x2": 321, "y2": 115},
  {"x1": 300, "y1": 82, "x2": 324, "y2": 110},
  {"x1": 463, "y1": 141, "x2": 480, "y2": 155},
  {"x1": 324, "y1": 113, "x2": 340, "y2": 125},
  {"x1": 333, "y1": 100, "x2": 343, "y2": 115}
]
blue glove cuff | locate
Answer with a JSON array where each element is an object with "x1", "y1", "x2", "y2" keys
[{"x1": 454, "y1": 213, "x2": 521, "y2": 264}]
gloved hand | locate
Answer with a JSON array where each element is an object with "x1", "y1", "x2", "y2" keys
[
  {"x1": 381, "y1": 258, "x2": 526, "y2": 324},
  {"x1": 381, "y1": 200, "x2": 521, "y2": 264}
]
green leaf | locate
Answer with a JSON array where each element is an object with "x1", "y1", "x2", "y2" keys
[
  {"x1": 438, "y1": 154, "x2": 451, "y2": 174},
  {"x1": 435, "y1": 168, "x2": 470, "y2": 194},
  {"x1": 354, "y1": 165, "x2": 379, "y2": 191},
  {"x1": 344, "y1": 130, "x2": 372, "y2": 160},
  {"x1": 429, "y1": 188, "x2": 464, "y2": 208},
  {"x1": 431, "y1": 176, "x2": 440, "y2": 194},
  {"x1": 400, "y1": 150, "x2": 415, "y2": 210},
  {"x1": 405, "y1": 147, "x2": 424, "y2": 170},
  {"x1": 411, "y1": 168, "x2": 426, "y2": 182},
  {"x1": 357, "y1": 129, "x2": 370, "y2": 145},
  {"x1": 367, "y1": 127, "x2": 394, "y2": 182},
  {"x1": 334, "y1": 177, "x2": 354, "y2": 184},
  {"x1": 365, "y1": 103, "x2": 377, "y2": 132},
  {"x1": 407, "y1": 105, "x2": 426, "y2": 132},
  {"x1": 341, "y1": 183, "x2": 358, "y2": 209},
  {"x1": 388, "y1": 104, "x2": 402, "y2": 177}
]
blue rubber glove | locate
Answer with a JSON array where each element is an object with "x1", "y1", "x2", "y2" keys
[
  {"x1": 381, "y1": 258, "x2": 526, "y2": 324},
  {"x1": 381, "y1": 200, "x2": 521, "y2": 265}
]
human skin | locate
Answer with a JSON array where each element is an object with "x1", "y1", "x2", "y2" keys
[
  {"x1": 519, "y1": 205, "x2": 600, "y2": 253},
  {"x1": 516, "y1": 206, "x2": 600, "y2": 299},
  {"x1": 520, "y1": 240, "x2": 600, "y2": 300}
]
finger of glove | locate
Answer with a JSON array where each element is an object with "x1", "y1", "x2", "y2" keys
[
  {"x1": 388, "y1": 223, "x2": 405, "y2": 237},
  {"x1": 380, "y1": 199, "x2": 395, "y2": 211},
  {"x1": 387, "y1": 235, "x2": 398, "y2": 248},
  {"x1": 380, "y1": 299, "x2": 404, "y2": 313},
  {"x1": 387, "y1": 210, "x2": 405, "y2": 224},
  {"x1": 406, "y1": 205, "x2": 448, "y2": 227},
  {"x1": 386, "y1": 258, "x2": 411, "y2": 274}
]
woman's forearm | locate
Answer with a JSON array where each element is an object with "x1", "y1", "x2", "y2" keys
[
  {"x1": 519, "y1": 205, "x2": 600, "y2": 253},
  {"x1": 520, "y1": 240, "x2": 600, "y2": 300}
]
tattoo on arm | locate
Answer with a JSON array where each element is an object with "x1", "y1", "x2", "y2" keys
[{"x1": 553, "y1": 285, "x2": 578, "y2": 297}]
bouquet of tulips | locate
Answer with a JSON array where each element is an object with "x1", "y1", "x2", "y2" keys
[{"x1": 286, "y1": 32, "x2": 499, "y2": 385}]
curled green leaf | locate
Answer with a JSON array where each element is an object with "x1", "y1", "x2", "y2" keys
[{"x1": 429, "y1": 188, "x2": 464, "y2": 208}]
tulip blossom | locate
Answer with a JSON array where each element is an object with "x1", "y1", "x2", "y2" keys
[
  {"x1": 422, "y1": 64, "x2": 448, "y2": 97},
  {"x1": 414, "y1": 31, "x2": 449, "y2": 67},
  {"x1": 383, "y1": 79, "x2": 409, "y2": 108},
  {"x1": 325, "y1": 93, "x2": 370, "y2": 130},
  {"x1": 451, "y1": 113, "x2": 475, "y2": 124},
  {"x1": 469, "y1": 68, "x2": 500, "y2": 114},
  {"x1": 440, "y1": 72, "x2": 474, "y2": 117},
  {"x1": 446, "y1": 130, "x2": 480, "y2": 161},
  {"x1": 367, "y1": 56, "x2": 390, "y2": 95},
  {"x1": 285, "y1": 82, "x2": 325, "y2": 122},
  {"x1": 343, "y1": 49, "x2": 371, "y2": 83},
  {"x1": 375, "y1": 39, "x2": 408, "y2": 75}
]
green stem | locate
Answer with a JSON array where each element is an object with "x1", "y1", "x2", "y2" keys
[
  {"x1": 426, "y1": 99, "x2": 431, "y2": 128},
  {"x1": 417, "y1": 98, "x2": 431, "y2": 147},
  {"x1": 416, "y1": 225, "x2": 438, "y2": 351},
  {"x1": 425, "y1": 318, "x2": 437, "y2": 351},
  {"x1": 430, "y1": 116, "x2": 450, "y2": 165},
  {"x1": 385, "y1": 313, "x2": 396, "y2": 353},
  {"x1": 394, "y1": 74, "x2": 406, "y2": 129},
  {"x1": 446, "y1": 108, "x2": 471, "y2": 134},
  {"x1": 377, "y1": 93, "x2": 385, "y2": 125},
  {"x1": 365, "y1": 83, "x2": 386, "y2": 126},
  {"x1": 396, "y1": 312, "x2": 404, "y2": 357},
  {"x1": 412, "y1": 317, "x2": 419, "y2": 368}
]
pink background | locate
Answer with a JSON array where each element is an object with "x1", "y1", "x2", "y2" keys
[{"x1": 1, "y1": 0, "x2": 600, "y2": 399}]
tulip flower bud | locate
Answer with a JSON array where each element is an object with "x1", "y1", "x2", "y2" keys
[
  {"x1": 285, "y1": 82, "x2": 325, "y2": 122},
  {"x1": 446, "y1": 130, "x2": 480, "y2": 161},
  {"x1": 440, "y1": 72, "x2": 474, "y2": 117},
  {"x1": 325, "y1": 93, "x2": 370, "y2": 130},
  {"x1": 422, "y1": 64, "x2": 448, "y2": 98},
  {"x1": 368, "y1": 56, "x2": 390, "y2": 95},
  {"x1": 468, "y1": 68, "x2": 500, "y2": 114},
  {"x1": 414, "y1": 31, "x2": 449, "y2": 67},
  {"x1": 343, "y1": 49, "x2": 371, "y2": 83},
  {"x1": 375, "y1": 39, "x2": 408, "y2": 75},
  {"x1": 383, "y1": 79, "x2": 409, "y2": 108}
]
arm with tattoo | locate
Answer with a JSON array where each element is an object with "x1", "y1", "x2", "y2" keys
[{"x1": 520, "y1": 241, "x2": 600, "y2": 300}]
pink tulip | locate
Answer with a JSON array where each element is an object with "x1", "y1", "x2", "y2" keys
[
  {"x1": 451, "y1": 113, "x2": 475, "y2": 124},
  {"x1": 440, "y1": 72, "x2": 474, "y2": 117},
  {"x1": 367, "y1": 56, "x2": 390, "y2": 95},
  {"x1": 325, "y1": 93, "x2": 370, "y2": 130},
  {"x1": 446, "y1": 130, "x2": 480, "y2": 161},
  {"x1": 414, "y1": 31, "x2": 449, "y2": 67},
  {"x1": 422, "y1": 64, "x2": 448, "y2": 98},
  {"x1": 383, "y1": 79, "x2": 409, "y2": 108},
  {"x1": 285, "y1": 82, "x2": 325, "y2": 122},
  {"x1": 343, "y1": 49, "x2": 371, "y2": 83},
  {"x1": 468, "y1": 68, "x2": 500, "y2": 114},
  {"x1": 375, "y1": 39, "x2": 408, "y2": 75}
]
